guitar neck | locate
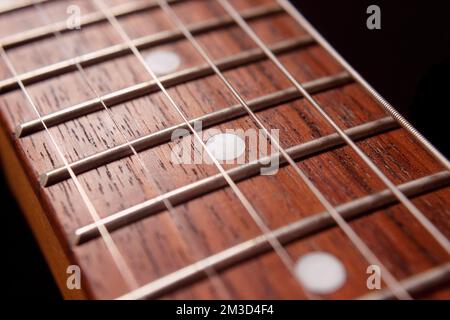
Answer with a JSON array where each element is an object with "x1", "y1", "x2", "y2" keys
[{"x1": 0, "y1": 0, "x2": 449, "y2": 300}]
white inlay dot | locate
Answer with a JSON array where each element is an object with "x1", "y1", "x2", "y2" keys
[
  {"x1": 295, "y1": 252, "x2": 346, "y2": 295},
  {"x1": 145, "y1": 50, "x2": 181, "y2": 76},
  {"x1": 206, "y1": 133, "x2": 245, "y2": 161}
]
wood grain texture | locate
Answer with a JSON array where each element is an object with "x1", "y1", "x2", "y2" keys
[{"x1": 0, "y1": 0, "x2": 449, "y2": 299}]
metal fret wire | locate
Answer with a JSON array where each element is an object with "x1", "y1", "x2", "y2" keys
[
  {"x1": 220, "y1": 0, "x2": 450, "y2": 254},
  {"x1": 156, "y1": 0, "x2": 411, "y2": 300},
  {"x1": 0, "y1": 48, "x2": 140, "y2": 290},
  {"x1": 219, "y1": 0, "x2": 450, "y2": 255},
  {"x1": 92, "y1": 0, "x2": 321, "y2": 300},
  {"x1": 31, "y1": 0, "x2": 232, "y2": 299}
]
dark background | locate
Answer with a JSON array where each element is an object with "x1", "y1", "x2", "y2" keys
[{"x1": 3, "y1": 0, "x2": 449, "y2": 300}]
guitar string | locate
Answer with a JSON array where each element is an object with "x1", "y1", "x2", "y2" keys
[
  {"x1": 219, "y1": 0, "x2": 450, "y2": 256},
  {"x1": 92, "y1": 0, "x2": 320, "y2": 300},
  {"x1": 155, "y1": 0, "x2": 411, "y2": 300},
  {"x1": 30, "y1": 0, "x2": 232, "y2": 299},
  {"x1": 0, "y1": 49, "x2": 139, "y2": 290}
]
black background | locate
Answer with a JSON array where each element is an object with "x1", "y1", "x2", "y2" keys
[{"x1": 3, "y1": 0, "x2": 450, "y2": 300}]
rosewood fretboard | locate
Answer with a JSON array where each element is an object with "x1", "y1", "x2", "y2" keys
[{"x1": 0, "y1": 0, "x2": 449, "y2": 300}]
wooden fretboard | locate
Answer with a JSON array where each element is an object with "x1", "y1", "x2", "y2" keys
[{"x1": 0, "y1": 0, "x2": 449, "y2": 300}]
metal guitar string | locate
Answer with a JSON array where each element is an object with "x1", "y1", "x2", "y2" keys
[
  {"x1": 155, "y1": 0, "x2": 411, "y2": 300},
  {"x1": 31, "y1": 0, "x2": 232, "y2": 299}
]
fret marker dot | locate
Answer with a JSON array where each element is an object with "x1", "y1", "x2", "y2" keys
[
  {"x1": 206, "y1": 133, "x2": 245, "y2": 161},
  {"x1": 295, "y1": 252, "x2": 346, "y2": 295},
  {"x1": 145, "y1": 50, "x2": 181, "y2": 76}
]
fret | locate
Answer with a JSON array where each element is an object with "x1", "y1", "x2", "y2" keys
[
  {"x1": 359, "y1": 263, "x2": 450, "y2": 300},
  {"x1": 0, "y1": 1, "x2": 64, "y2": 40},
  {"x1": 116, "y1": 171, "x2": 450, "y2": 300},
  {"x1": 0, "y1": 3, "x2": 283, "y2": 92},
  {"x1": 0, "y1": 1, "x2": 105, "y2": 43},
  {"x1": 16, "y1": 36, "x2": 314, "y2": 137},
  {"x1": 1, "y1": 10, "x2": 108, "y2": 48},
  {"x1": 5, "y1": 22, "x2": 126, "y2": 75},
  {"x1": 74, "y1": 116, "x2": 400, "y2": 244}
]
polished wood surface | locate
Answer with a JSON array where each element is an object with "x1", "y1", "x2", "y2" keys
[{"x1": 0, "y1": 0, "x2": 449, "y2": 299}]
